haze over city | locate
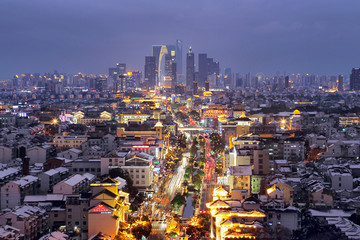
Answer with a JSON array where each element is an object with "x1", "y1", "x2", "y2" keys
[
  {"x1": 2, "y1": 1, "x2": 360, "y2": 240},
  {"x1": 1, "y1": 0, "x2": 360, "y2": 78}
]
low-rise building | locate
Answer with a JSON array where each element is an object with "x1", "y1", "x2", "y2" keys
[
  {"x1": 53, "y1": 173, "x2": 95, "y2": 195},
  {"x1": 39, "y1": 167, "x2": 70, "y2": 193},
  {"x1": 0, "y1": 205, "x2": 48, "y2": 240},
  {"x1": 1, "y1": 175, "x2": 40, "y2": 209}
]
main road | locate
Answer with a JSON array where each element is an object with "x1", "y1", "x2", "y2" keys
[{"x1": 149, "y1": 153, "x2": 189, "y2": 239}]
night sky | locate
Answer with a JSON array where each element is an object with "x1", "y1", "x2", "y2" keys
[{"x1": 1, "y1": 0, "x2": 360, "y2": 78}]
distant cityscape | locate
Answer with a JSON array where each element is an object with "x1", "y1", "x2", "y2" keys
[{"x1": 1, "y1": 40, "x2": 360, "y2": 240}]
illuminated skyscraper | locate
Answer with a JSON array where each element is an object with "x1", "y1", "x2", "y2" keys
[
  {"x1": 198, "y1": 53, "x2": 208, "y2": 87},
  {"x1": 152, "y1": 45, "x2": 168, "y2": 85},
  {"x1": 338, "y1": 75, "x2": 344, "y2": 91},
  {"x1": 350, "y1": 68, "x2": 360, "y2": 90},
  {"x1": 186, "y1": 47, "x2": 195, "y2": 91},
  {"x1": 144, "y1": 56, "x2": 156, "y2": 89},
  {"x1": 285, "y1": 76, "x2": 289, "y2": 90},
  {"x1": 176, "y1": 40, "x2": 183, "y2": 74},
  {"x1": 164, "y1": 51, "x2": 177, "y2": 89}
]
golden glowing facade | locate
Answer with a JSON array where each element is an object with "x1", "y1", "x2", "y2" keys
[
  {"x1": 206, "y1": 185, "x2": 265, "y2": 240},
  {"x1": 88, "y1": 177, "x2": 130, "y2": 239},
  {"x1": 73, "y1": 111, "x2": 112, "y2": 125}
]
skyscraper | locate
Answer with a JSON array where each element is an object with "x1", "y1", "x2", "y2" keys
[
  {"x1": 198, "y1": 53, "x2": 208, "y2": 88},
  {"x1": 186, "y1": 47, "x2": 195, "y2": 91},
  {"x1": 109, "y1": 63, "x2": 126, "y2": 91},
  {"x1": 164, "y1": 50, "x2": 177, "y2": 89},
  {"x1": 144, "y1": 56, "x2": 156, "y2": 89},
  {"x1": 224, "y1": 68, "x2": 232, "y2": 88},
  {"x1": 338, "y1": 75, "x2": 344, "y2": 91},
  {"x1": 152, "y1": 45, "x2": 168, "y2": 85},
  {"x1": 350, "y1": 68, "x2": 360, "y2": 90},
  {"x1": 285, "y1": 76, "x2": 289, "y2": 90},
  {"x1": 176, "y1": 40, "x2": 183, "y2": 74}
]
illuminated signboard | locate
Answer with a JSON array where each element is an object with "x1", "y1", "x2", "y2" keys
[
  {"x1": 133, "y1": 145, "x2": 150, "y2": 149},
  {"x1": 89, "y1": 204, "x2": 111, "y2": 214}
]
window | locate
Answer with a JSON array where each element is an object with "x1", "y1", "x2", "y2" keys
[
  {"x1": 68, "y1": 208, "x2": 72, "y2": 212},
  {"x1": 136, "y1": 181, "x2": 139, "y2": 184},
  {"x1": 55, "y1": 214, "x2": 58, "y2": 217}
]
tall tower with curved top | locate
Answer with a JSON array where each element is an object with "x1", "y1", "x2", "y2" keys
[{"x1": 152, "y1": 45, "x2": 168, "y2": 86}]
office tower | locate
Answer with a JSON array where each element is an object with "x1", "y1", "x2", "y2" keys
[
  {"x1": 165, "y1": 50, "x2": 177, "y2": 89},
  {"x1": 224, "y1": 68, "x2": 232, "y2": 88},
  {"x1": 132, "y1": 71, "x2": 141, "y2": 89},
  {"x1": 116, "y1": 63, "x2": 126, "y2": 74},
  {"x1": 338, "y1": 75, "x2": 344, "y2": 91},
  {"x1": 144, "y1": 56, "x2": 156, "y2": 89},
  {"x1": 350, "y1": 68, "x2": 360, "y2": 90},
  {"x1": 186, "y1": 47, "x2": 195, "y2": 91},
  {"x1": 109, "y1": 63, "x2": 126, "y2": 91},
  {"x1": 176, "y1": 40, "x2": 183, "y2": 74},
  {"x1": 114, "y1": 74, "x2": 125, "y2": 92},
  {"x1": 95, "y1": 77, "x2": 107, "y2": 92},
  {"x1": 285, "y1": 76, "x2": 289, "y2": 90},
  {"x1": 152, "y1": 45, "x2": 168, "y2": 84},
  {"x1": 193, "y1": 81, "x2": 198, "y2": 95},
  {"x1": 205, "y1": 81, "x2": 209, "y2": 91},
  {"x1": 12, "y1": 75, "x2": 19, "y2": 88},
  {"x1": 245, "y1": 73, "x2": 251, "y2": 88},
  {"x1": 198, "y1": 53, "x2": 208, "y2": 87}
]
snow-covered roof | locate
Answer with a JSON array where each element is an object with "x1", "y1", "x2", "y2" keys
[
  {"x1": 229, "y1": 166, "x2": 252, "y2": 176},
  {"x1": 309, "y1": 209, "x2": 355, "y2": 218},
  {"x1": 13, "y1": 175, "x2": 38, "y2": 188},
  {"x1": 0, "y1": 167, "x2": 20, "y2": 180}
]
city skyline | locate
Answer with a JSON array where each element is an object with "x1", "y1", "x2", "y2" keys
[{"x1": 1, "y1": 0, "x2": 360, "y2": 79}]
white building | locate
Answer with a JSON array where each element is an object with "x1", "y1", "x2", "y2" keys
[
  {"x1": 1, "y1": 175, "x2": 40, "y2": 209},
  {"x1": 53, "y1": 173, "x2": 95, "y2": 195},
  {"x1": 0, "y1": 146, "x2": 12, "y2": 164},
  {"x1": 264, "y1": 206, "x2": 301, "y2": 232},
  {"x1": 0, "y1": 225, "x2": 21, "y2": 240},
  {"x1": 328, "y1": 166, "x2": 353, "y2": 191},
  {"x1": 283, "y1": 140, "x2": 305, "y2": 161},
  {"x1": 0, "y1": 167, "x2": 21, "y2": 186},
  {"x1": 69, "y1": 159, "x2": 101, "y2": 177},
  {"x1": 0, "y1": 205, "x2": 48, "y2": 240},
  {"x1": 57, "y1": 148, "x2": 82, "y2": 160},
  {"x1": 39, "y1": 167, "x2": 70, "y2": 193}
]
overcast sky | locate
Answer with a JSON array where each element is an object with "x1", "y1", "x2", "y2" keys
[{"x1": 1, "y1": 0, "x2": 360, "y2": 79}]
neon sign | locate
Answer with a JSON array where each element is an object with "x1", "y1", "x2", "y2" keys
[
  {"x1": 90, "y1": 204, "x2": 111, "y2": 214},
  {"x1": 133, "y1": 145, "x2": 150, "y2": 149}
]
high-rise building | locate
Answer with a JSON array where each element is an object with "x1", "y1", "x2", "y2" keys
[
  {"x1": 338, "y1": 75, "x2": 344, "y2": 91},
  {"x1": 193, "y1": 81, "x2": 198, "y2": 95},
  {"x1": 144, "y1": 56, "x2": 156, "y2": 89},
  {"x1": 285, "y1": 76, "x2": 289, "y2": 90},
  {"x1": 165, "y1": 50, "x2": 177, "y2": 89},
  {"x1": 152, "y1": 45, "x2": 168, "y2": 85},
  {"x1": 176, "y1": 40, "x2": 183, "y2": 74},
  {"x1": 95, "y1": 77, "x2": 107, "y2": 92},
  {"x1": 116, "y1": 63, "x2": 126, "y2": 74},
  {"x1": 198, "y1": 53, "x2": 208, "y2": 88},
  {"x1": 186, "y1": 47, "x2": 195, "y2": 91},
  {"x1": 109, "y1": 63, "x2": 126, "y2": 91},
  {"x1": 224, "y1": 68, "x2": 232, "y2": 88},
  {"x1": 350, "y1": 68, "x2": 360, "y2": 91}
]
